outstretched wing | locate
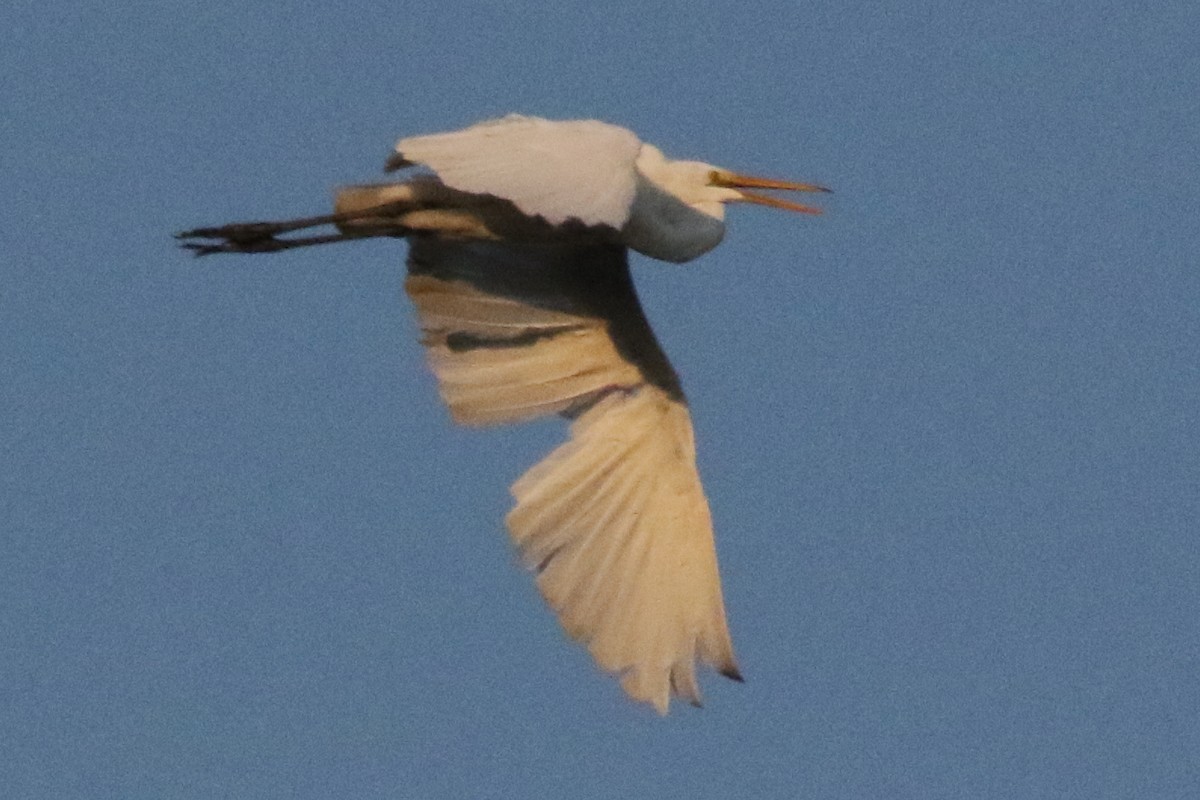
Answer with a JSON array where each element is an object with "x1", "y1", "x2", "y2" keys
[
  {"x1": 405, "y1": 237, "x2": 740, "y2": 713},
  {"x1": 393, "y1": 115, "x2": 643, "y2": 229}
]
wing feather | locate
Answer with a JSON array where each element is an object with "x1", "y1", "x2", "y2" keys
[
  {"x1": 404, "y1": 237, "x2": 738, "y2": 712},
  {"x1": 394, "y1": 115, "x2": 643, "y2": 229},
  {"x1": 510, "y1": 391, "x2": 737, "y2": 712}
]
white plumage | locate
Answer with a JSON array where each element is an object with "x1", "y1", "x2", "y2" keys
[
  {"x1": 178, "y1": 114, "x2": 828, "y2": 713},
  {"x1": 392, "y1": 116, "x2": 643, "y2": 228}
]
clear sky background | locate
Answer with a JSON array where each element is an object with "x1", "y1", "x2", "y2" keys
[{"x1": 4, "y1": 1, "x2": 1198, "y2": 797}]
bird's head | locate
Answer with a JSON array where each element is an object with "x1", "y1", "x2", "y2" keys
[
  {"x1": 626, "y1": 144, "x2": 830, "y2": 262},
  {"x1": 636, "y1": 145, "x2": 830, "y2": 222}
]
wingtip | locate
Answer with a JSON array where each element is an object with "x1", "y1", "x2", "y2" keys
[{"x1": 719, "y1": 665, "x2": 745, "y2": 683}]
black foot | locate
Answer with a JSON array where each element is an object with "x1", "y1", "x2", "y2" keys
[
  {"x1": 176, "y1": 225, "x2": 367, "y2": 256},
  {"x1": 175, "y1": 221, "x2": 296, "y2": 256},
  {"x1": 176, "y1": 238, "x2": 292, "y2": 256},
  {"x1": 176, "y1": 221, "x2": 294, "y2": 240},
  {"x1": 177, "y1": 206, "x2": 398, "y2": 257}
]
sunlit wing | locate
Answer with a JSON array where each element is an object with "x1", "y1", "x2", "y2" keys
[
  {"x1": 394, "y1": 115, "x2": 642, "y2": 229},
  {"x1": 405, "y1": 237, "x2": 739, "y2": 712}
]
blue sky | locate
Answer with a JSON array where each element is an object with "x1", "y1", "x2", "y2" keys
[{"x1": 4, "y1": 1, "x2": 1198, "y2": 797}]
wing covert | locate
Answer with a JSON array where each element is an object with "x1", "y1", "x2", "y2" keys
[{"x1": 394, "y1": 115, "x2": 643, "y2": 229}]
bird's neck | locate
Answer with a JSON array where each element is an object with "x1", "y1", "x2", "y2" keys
[{"x1": 622, "y1": 175, "x2": 726, "y2": 263}]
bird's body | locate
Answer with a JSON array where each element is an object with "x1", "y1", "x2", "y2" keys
[{"x1": 178, "y1": 114, "x2": 827, "y2": 713}]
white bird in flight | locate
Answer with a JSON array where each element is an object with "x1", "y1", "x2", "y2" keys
[{"x1": 178, "y1": 114, "x2": 829, "y2": 713}]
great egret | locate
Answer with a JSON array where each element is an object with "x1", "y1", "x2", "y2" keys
[{"x1": 178, "y1": 114, "x2": 828, "y2": 713}]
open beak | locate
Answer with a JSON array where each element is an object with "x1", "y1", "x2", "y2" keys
[{"x1": 710, "y1": 170, "x2": 832, "y2": 215}]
